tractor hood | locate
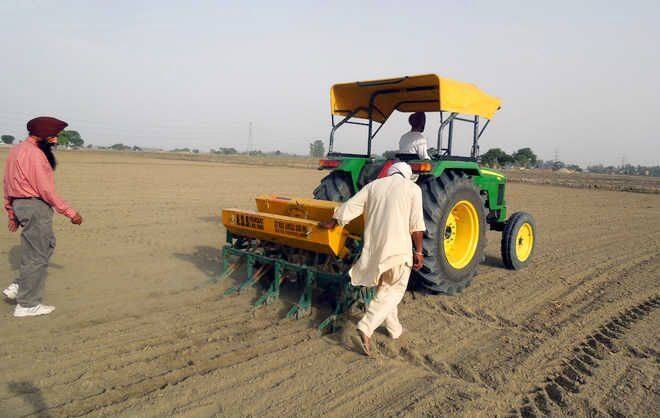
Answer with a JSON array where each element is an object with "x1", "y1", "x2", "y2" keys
[{"x1": 478, "y1": 167, "x2": 506, "y2": 183}]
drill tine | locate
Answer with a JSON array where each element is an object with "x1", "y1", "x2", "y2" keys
[
  {"x1": 214, "y1": 261, "x2": 241, "y2": 283},
  {"x1": 224, "y1": 264, "x2": 271, "y2": 296}
]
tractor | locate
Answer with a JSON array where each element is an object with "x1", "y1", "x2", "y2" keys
[
  {"x1": 220, "y1": 74, "x2": 535, "y2": 331},
  {"x1": 314, "y1": 74, "x2": 535, "y2": 293}
]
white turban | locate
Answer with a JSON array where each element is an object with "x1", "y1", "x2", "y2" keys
[{"x1": 387, "y1": 162, "x2": 413, "y2": 180}]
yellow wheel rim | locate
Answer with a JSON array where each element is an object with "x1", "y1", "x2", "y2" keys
[
  {"x1": 515, "y1": 223, "x2": 534, "y2": 262},
  {"x1": 443, "y1": 200, "x2": 480, "y2": 269}
]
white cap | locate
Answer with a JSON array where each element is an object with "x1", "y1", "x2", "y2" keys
[{"x1": 387, "y1": 162, "x2": 413, "y2": 180}]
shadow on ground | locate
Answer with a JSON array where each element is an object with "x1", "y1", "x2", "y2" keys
[
  {"x1": 8, "y1": 381, "x2": 51, "y2": 418},
  {"x1": 483, "y1": 254, "x2": 505, "y2": 269},
  {"x1": 174, "y1": 246, "x2": 223, "y2": 279}
]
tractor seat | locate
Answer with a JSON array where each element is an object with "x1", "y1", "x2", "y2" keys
[{"x1": 395, "y1": 153, "x2": 421, "y2": 161}]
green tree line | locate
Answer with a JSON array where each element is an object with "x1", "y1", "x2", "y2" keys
[{"x1": 480, "y1": 147, "x2": 537, "y2": 167}]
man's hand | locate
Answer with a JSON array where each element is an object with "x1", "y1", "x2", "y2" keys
[
  {"x1": 71, "y1": 212, "x2": 83, "y2": 225},
  {"x1": 411, "y1": 231, "x2": 424, "y2": 270},
  {"x1": 8, "y1": 218, "x2": 18, "y2": 233},
  {"x1": 318, "y1": 219, "x2": 338, "y2": 229},
  {"x1": 413, "y1": 251, "x2": 424, "y2": 270}
]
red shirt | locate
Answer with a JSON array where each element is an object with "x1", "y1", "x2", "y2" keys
[{"x1": 3, "y1": 137, "x2": 76, "y2": 220}]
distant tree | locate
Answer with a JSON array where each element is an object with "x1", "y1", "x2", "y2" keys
[
  {"x1": 192, "y1": 149, "x2": 199, "y2": 154},
  {"x1": 480, "y1": 148, "x2": 512, "y2": 167},
  {"x1": 58, "y1": 134, "x2": 69, "y2": 146},
  {"x1": 309, "y1": 140, "x2": 325, "y2": 158},
  {"x1": 111, "y1": 143, "x2": 131, "y2": 151},
  {"x1": 170, "y1": 147, "x2": 191, "y2": 153},
  {"x1": 132, "y1": 145, "x2": 142, "y2": 151},
  {"x1": 58, "y1": 130, "x2": 84, "y2": 148},
  {"x1": 512, "y1": 147, "x2": 537, "y2": 167},
  {"x1": 86, "y1": 144, "x2": 93, "y2": 149},
  {"x1": 502, "y1": 153, "x2": 515, "y2": 166},
  {"x1": 1, "y1": 135, "x2": 15, "y2": 145},
  {"x1": 69, "y1": 131, "x2": 84, "y2": 147}
]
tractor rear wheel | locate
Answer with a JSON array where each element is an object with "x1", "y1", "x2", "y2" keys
[
  {"x1": 313, "y1": 171, "x2": 354, "y2": 202},
  {"x1": 414, "y1": 171, "x2": 487, "y2": 294}
]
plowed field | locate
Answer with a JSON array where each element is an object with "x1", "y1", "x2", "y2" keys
[{"x1": 1, "y1": 151, "x2": 658, "y2": 417}]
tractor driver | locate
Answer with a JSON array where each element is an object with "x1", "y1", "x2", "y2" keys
[
  {"x1": 319, "y1": 162, "x2": 425, "y2": 356},
  {"x1": 399, "y1": 112, "x2": 430, "y2": 160}
]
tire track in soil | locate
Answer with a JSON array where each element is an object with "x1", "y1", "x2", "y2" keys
[
  {"x1": 24, "y1": 325, "x2": 314, "y2": 417},
  {"x1": 22, "y1": 232, "x2": 638, "y2": 397},
  {"x1": 0, "y1": 300, "x2": 276, "y2": 403},
  {"x1": 0, "y1": 279, "x2": 312, "y2": 394},
  {"x1": 506, "y1": 295, "x2": 659, "y2": 417},
  {"x1": 459, "y1": 231, "x2": 658, "y2": 330},
  {"x1": 411, "y1": 233, "x2": 655, "y2": 335},
  {"x1": 395, "y1": 254, "x2": 658, "y2": 417},
  {"x1": 3, "y1": 250, "x2": 654, "y2": 417},
  {"x1": 0, "y1": 290, "x2": 320, "y2": 414}
]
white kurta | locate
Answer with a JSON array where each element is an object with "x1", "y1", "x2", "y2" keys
[
  {"x1": 333, "y1": 174, "x2": 426, "y2": 287},
  {"x1": 356, "y1": 263, "x2": 411, "y2": 338},
  {"x1": 399, "y1": 131, "x2": 431, "y2": 160}
]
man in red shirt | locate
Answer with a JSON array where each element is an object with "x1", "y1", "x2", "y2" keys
[{"x1": 3, "y1": 116, "x2": 83, "y2": 317}]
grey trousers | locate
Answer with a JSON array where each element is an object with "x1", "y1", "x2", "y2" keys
[{"x1": 12, "y1": 198, "x2": 56, "y2": 307}]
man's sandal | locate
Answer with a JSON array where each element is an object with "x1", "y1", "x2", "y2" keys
[{"x1": 353, "y1": 329, "x2": 371, "y2": 356}]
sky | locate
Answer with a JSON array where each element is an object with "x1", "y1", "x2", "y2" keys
[{"x1": 1, "y1": 0, "x2": 658, "y2": 166}]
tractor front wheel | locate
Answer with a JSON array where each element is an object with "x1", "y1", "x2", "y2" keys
[
  {"x1": 501, "y1": 212, "x2": 536, "y2": 270},
  {"x1": 414, "y1": 171, "x2": 487, "y2": 294},
  {"x1": 313, "y1": 171, "x2": 354, "y2": 202}
]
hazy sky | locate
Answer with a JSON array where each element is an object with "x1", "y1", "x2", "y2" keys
[{"x1": 1, "y1": 1, "x2": 658, "y2": 166}]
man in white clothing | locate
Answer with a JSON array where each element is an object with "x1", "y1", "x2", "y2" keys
[
  {"x1": 319, "y1": 162, "x2": 425, "y2": 355},
  {"x1": 399, "y1": 112, "x2": 430, "y2": 160}
]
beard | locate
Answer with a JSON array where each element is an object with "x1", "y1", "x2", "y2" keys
[{"x1": 37, "y1": 140, "x2": 57, "y2": 170}]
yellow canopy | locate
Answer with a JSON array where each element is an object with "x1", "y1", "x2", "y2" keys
[{"x1": 330, "y1": 74, "x2": 501, "y2": 122}]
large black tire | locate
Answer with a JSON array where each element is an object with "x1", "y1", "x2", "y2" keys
[
  {"x1": 414, "y1": 171, "x2": 487, "y2": 294},
  {"x1": 313, "y1": 171, "x2": 354, "y2": 202},
  {"x1": 501, "y1": 211, "x2": 536, "y2": 270}
]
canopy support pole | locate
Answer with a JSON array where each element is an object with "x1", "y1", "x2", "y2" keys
[
  {"x1": 471, "y1": 116, "x2": 480, "y2": 158},
  {"x1": 478, "y1": 119, "x2": 491, "y2": 139}
]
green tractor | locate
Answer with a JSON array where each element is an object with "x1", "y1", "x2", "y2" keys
[{"x1": 314, "y1": 74, "x2": 536, "y2": 294}]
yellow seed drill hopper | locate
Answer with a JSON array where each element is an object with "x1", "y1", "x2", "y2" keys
[{"x1": 220, "y1": 196, "x2": 370, "y2": 330}]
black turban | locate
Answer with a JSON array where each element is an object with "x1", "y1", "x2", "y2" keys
[
  {"x1": 27, "y1": 116, "x2": 68, "y2": 139},
  {"x1": 408, "y1": 112, "x2": 426, "y2": 129}
]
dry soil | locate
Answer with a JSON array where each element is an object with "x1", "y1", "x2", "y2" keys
[{"x1": 0, "y1": 151, "x2": 658, "y2": 417}]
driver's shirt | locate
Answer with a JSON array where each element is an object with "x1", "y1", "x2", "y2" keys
[{"x1": 399, "y1": 131, "x2": 430, "y2": 160}]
